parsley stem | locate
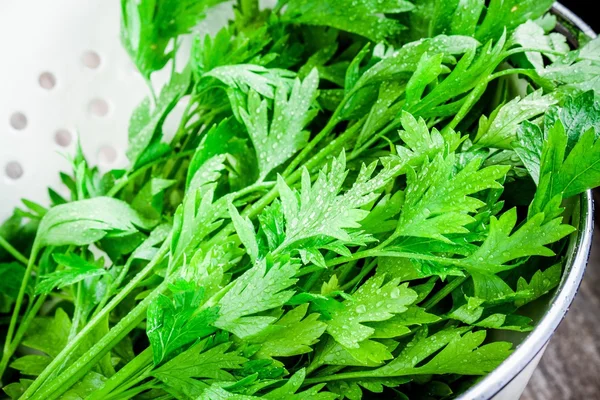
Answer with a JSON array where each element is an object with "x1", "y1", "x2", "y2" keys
[
  {"x1": 107, "y1": 149, "x2": 195, "y2": 197},
  {"x1": 169, "y1": 95, "x2": 198, "y2": 147},
  {"x1": 88, "y1": 348, "x2": 153, "y2": 400},
  {"x1": 0, "y1": 241, "x2": 40, "y2": 380},
  {"x1": 303, "y1": 370, "x2": 376, "y2": 384},
  {"x1": 503, "y1": 47, "x2": 566, "y2": 58},
  {"x1": 281, "y1": 108, "x2": 343, "y2": 178},
  {"x1": 0, "y1": 234, "x2": 29, "y2": 265},
  {"x1": 0, "y1": 295, "x2": 46, "y2": 380},
  {"x1": 325, "y1": 249, "x2": 460, "y2": 268},
  {"x1": 32, "y1": 280, "x2": 168, "y2": 400},
  {"x1": 422, "y1": 276, "x2": 469, "y2": 310},
  {"x1": 487, "y1": 68, "x2": 536, "y2": 82},
  {"x1": 445, "y1": 80, "x2": 488, "y2": 131},
  {"x1": 21, "y1": 240, "x2": 170, "y2": 400},
  {"x1": 340, "y1": 259, "x2": 377, "y2": 291}
]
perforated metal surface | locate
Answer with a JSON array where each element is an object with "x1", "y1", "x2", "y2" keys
[{"x1": 0, "y1": 0, "x2": 234, "y2": 221}]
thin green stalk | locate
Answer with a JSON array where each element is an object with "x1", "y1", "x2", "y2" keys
[
  {"x1": 487, "y1": 68, "x2": 535, "y2": 82},
  {"x1": 69, "y1": 281, "x2": 84, "y2": 340},
  {"x1": 349, "y1": 114, "x2": 403, "y2": 161},
  {"x1": 169, "y1": 93, "x2": 199, "y2": 148},
  {"x1": 0, "y1": 235, "x2": 29, "y2": 265},
  {"x1": 89, "y1": 348, "x2": 153, "y2": 400},
  {"x1": 93, "y1": 258, "x2": 135, "y2": 319},
  {"x1": 106, "y1": 381, "x2": 156, "y2": 400},
  {"x1": 301, "y1": 269, "x2": 324, "y2": 292},
  {"x1": 281, "y1": 107, "x2": 343, "y2": 178},
  {"x1": 107, "y1": 149, "x2": 195, "y2": 197},
  {"x1": 336, "y1": 260, "x2": 358, "y2": 285},
  {"x1": 21, "y1": 240, "x2": 170, "y2": 399},
  {"x1": 0, "y1": 295, "x2": 46, "y2": 379},
  {"x1": 445, "y1": 80, "x2": 488, "y2": 131},
  {"x1": 33, "y1": 280, "x2": 169, "y2": 400},
  {"x1": 0, "y1": 241, "x2": 40, "y2": 379},
  {"x1": 340, "y1": 259, "x2": 377, "y2": 291},
  {"x1": 303, "y1": 370, "x2": 376, "y2": 384},
  {"x1": 422, "y1": 276, "x2": 469, "y2": 310},
  {"x1": 504, "y1": 47, "x2": 566, "y2": 58},
  {"x1": 325, "y1": 249, "x2": 460, "y2": 268}
]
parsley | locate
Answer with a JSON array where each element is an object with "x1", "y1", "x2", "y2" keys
[{"x1": 2, "y1": 1, "x2": 600, "y2": 399}]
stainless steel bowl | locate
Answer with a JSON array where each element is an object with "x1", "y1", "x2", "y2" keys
[{"x1": 460, "y1": 7, "x2": 596, "y2": 396}]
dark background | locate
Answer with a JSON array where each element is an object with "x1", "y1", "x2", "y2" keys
[{"x1": 562, "y1": 1, "x2": 598, "y2": 31}]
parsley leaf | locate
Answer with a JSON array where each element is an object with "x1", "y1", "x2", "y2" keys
[
  {"x1": 147, "y1": 282, "x2": 219, "y2": 365},
  {"x1": 283, "y1": 0, "x2": 414, "y2": 42},
  {"x1": 326, "y1": 275, "x2": 417, "y2": 348},
  {"x1": 239, "y1": 69, "x2": 319, "y2": 180},
  {"x1": 248, "y1": 304, "x2": 327, "y2": 359},
  {"x1": 35, "y1": 253, "x2": 107, "y2": 295},
  {"x1": 214, "y1": 258, "x2": 299, "y2": 338},
  {"x1": 121, "y1": 0, "x2": 227, "y2": 78}
]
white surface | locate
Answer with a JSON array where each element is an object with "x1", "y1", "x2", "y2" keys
[
  {"x1": 0, "y1": 0, "x2": 146, "y2": 220},
  {"x1": 0, "y1": 0, "x2": 234, "y2": 221}
]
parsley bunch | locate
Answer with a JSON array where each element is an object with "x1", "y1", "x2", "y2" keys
[{"x1": 1, "y1": 0, "x2": 600, "y2": 399}]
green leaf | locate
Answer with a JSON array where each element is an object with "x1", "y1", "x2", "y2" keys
[
  {"x1": 352, "y1": 35, "x2": 479, "y2": 94},
  {"x1": 326, "y1": 275, "x2": 417, "y2": 348},
  {"x1": 530, "y1": 103, "x2": 600, "y2": 215},
  {"x1": 22, "y1": 308, "x2": 71, "y2": 358},
  {"x1": 126, "y1": 68, "x2": 191, "y2": 166},
  {"x1": 475, "y1": 90, "x2": 557, "y2": 149},
  {"x1": 36, "y1": 253, "x2": 107, "y2": 295},
  {"x1": 545, "y1": 91, "x2": 600, "y2": 154},
  {"x1": 240, "y1": 69, "x2": 319, "y2": 180},
  {"x1": 538, "y1": 41, "x2": 600, "y2": 97},
  {"x1": 132, "y1": 178, "x2": 176, "y2": 220},
  {"x1": 396, "y1": 112, "x2": 464, "y2": 167},
  {"x1": 205, "y1": 65, "x2": 295, "y2": 99},
  {"x1": 248, "y1": 304, "x2": 327, "y2": 359},
  {"x1": 395, "y1": 154, "x2": 508, "y2": 242},
  {"x1": 515, "y1": 121, "x2": 544, "y2": 184},
  {"x1": 408, "y1": 34, "x2": 507, "y2": 117},
  {"x1": 516, "y1": 263, "x2": 562, "y2": 307},
  {"x1": 214, "y1": 258, "x2": 299, "y2": 338},
  {"x1": 121, "y1": 0, "x2": 228, "y2": 77},
  {"x1": 327, "y1": 377, "x2": 410, "y2": 400},
  {"x1": 186, "y1": 118, "x2": 251, "y2": 190},
  {"x1": 36, "y1": 197, "x2": 153, "y2": 248},
  {"x1": 59, "y1": 372, "x2": 106, "y2": 400},
  {"x1": 367, "y1": 306, "x2": 441, "y2": 339},
  {"x1": 147, "y1": 283, "x2": 219, "y2": 365},
  {"x1": 367, "y1": 328, "x2": 511, "y2": 377},
  {"x1": 2, "y1": 379, "x2": 33, "y2": 400},
  {"x1": 171, "y1": 187, "x2": 228, "y2": 263},
  {"x1": 9, "y1": 355, "x2": 50, "y2": 376},
  {"x1": 153, "y1": 339, "x2": 247, "y2": 396},
  {"x1": 228, "y1": 204, "x2": 259, "y2": 264},
  {"x1": 263, "y1": 369, "x2": 337, "y2": 400},
  {"x1": 277, "y1": 153, "x2": 401, "y2": 250},
  {"x1": 460, "y1": 208, "x2": 575, "y2": 275},
  {"x1": 313, "y1": 335, "x2": 397, "y2": 370},
  {"x1": 283, "y1": 0, "x2": 414, "y2": 42},
  {"x1": 475, "y1": 0, "x2": 554, "y2": 43},
  {"x1": 0, "y1": 262, "x2": 26, "y2": 299},
  {"x1": 510, "y1": 20, "x2": 569, "y2": 69}
]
